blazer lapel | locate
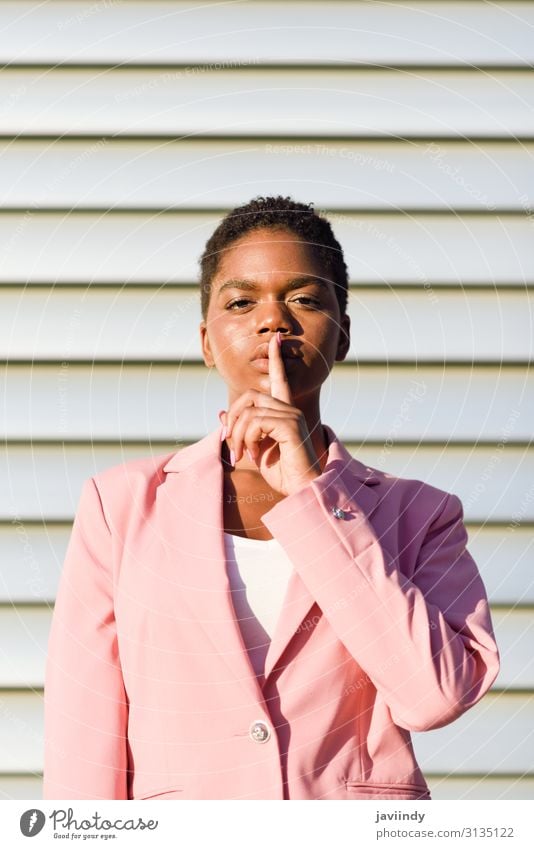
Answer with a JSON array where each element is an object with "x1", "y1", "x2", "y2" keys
[
  {"x1": 159, "y1": 424, "x2": 383, "y2": 693},
  {"x1": 159, "y1": 429, "x2": 267, "y2": 706}
]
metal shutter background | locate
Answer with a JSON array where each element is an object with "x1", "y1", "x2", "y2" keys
[{"x1": 1, "y1": 0, "x2": 533, "y2": 800}]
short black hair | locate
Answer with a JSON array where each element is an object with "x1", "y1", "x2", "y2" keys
[{"x1": 199, "y1": 195, "x2": 349, "y2": 321}]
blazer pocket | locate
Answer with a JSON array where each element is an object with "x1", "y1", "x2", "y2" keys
[
  {"x1": 138, "y1": 786, "x2": 185, "y2": 800},
  {"x1": 345, "y1": 780, "x2": 431, "y2": 800}
]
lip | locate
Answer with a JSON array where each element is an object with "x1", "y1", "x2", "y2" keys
[
  {"x1": 250, "y1": 340, "x2": 302, "y2": 362},
  {"x1": 250, "y1": 356, "x2": 300, "y2": 374}
]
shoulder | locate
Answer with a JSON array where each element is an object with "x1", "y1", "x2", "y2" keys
[
  {"x1": 362, "y1": 460, "x2": 463, "y2": 526},
  {"x1": 85, "y1": 446, "x2": 186, "y2": 529},
  {"x1": 351, "y1": 462, "x2": 467, "y2": 564},
  {"x1": 92, "y1": 448, "x2": 177, "y2": 488},
  {"x1": 328, "y1": 426, "x2": 461, "y2": 524}
]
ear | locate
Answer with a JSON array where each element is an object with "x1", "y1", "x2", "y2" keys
[
  {"x1": 335, "y1": 314, "x2": 351, "y2": 362},
  {"x1": 199, "y1": 321, "x2": 215, "y2": 368}
]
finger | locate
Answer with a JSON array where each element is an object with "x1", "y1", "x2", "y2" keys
[
  {"x1": 269, "y1": 332, "x2": 292, "y2": 404},
  {"x1": 232, "y1": 409, "x2": 291, "y2": 464},
  {"x1": 242, "y1": 418, "x2": 276, "y2": 464},
  {"x1": 230, "y1": 405, "x2": 268, "y2": 462},
  {"x1": 226, "y1": 388, "x2": 286, "y2": 441}
]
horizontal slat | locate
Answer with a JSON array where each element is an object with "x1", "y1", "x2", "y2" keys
[
  {"x1": 1, "y1": 139, "x2": 532, "y2": 210},
  {"x1": 427, "y1": 775, "x2": 534, "y2": 801},
  {"x1": 0, "y1": 523, "x2": 65, "y2": 603},
  {"x1": 491, "y1": 610, "x2": 534, "y2": 690},
  {"x1": 2, "y1": 364, "x2": 532, "y2": 443},
  {"x1": 1, "y1": 211, "x2": 533, "y2": 286},
  {"x1": 1, "y1": 607, "x2": 531, "y2": 689},
  {"x1": 2, "y1": 68, "x2": 533, "y2": 137},
  {"x1": 0, "y1": 690, "x2": 531, "y2": 774},
  {"x1": 412, "y1": 693, "x2": 534, "y2": 774},
  {"x1": 2, "y1": 522, "x2": 532, "y2": 607},
  {"x1": 467, "y1": 527, "x2": 534, "y2": 606},
  {"x1": 1, "y1": 2, "x2": 532, "y2": 67},
  {"x1": 0, "y1": 775, "x2": 42, "y2": 799},
  {"x1": 0, "y1": 692, "x2": 43, "y2": 773},
  {"x1": 0, "y1": 609, "x2": 50, "y2": 688},
  {"x1": 2, "y1": 286, "x2": 532, "y2": 361},
  {"x1": 1, "y1": 444, "x2": 532, "y2": 523}
]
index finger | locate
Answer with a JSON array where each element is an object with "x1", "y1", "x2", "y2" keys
[{"x1": 269, "y1": 332, "x2": 292, "y2": 404}]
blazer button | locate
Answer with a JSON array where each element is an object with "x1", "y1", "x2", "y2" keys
[
  {"x1": 249, "y1": 719, "x2": 271, "y2": 743},
  {"x1": 332, "y1": 506, "x2": 346, "y2": 519}
]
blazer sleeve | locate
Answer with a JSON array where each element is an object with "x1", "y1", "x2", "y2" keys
[
  {"x1": 261, "y1": 471, "x2": 500, "y2": 732},
  {"x1": 43, "y1": 477, "x2": 129, "y2": 799}
]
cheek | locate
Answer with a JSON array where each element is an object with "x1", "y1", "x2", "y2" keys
[
  {"x1": 313, "y1": 326, "x2": 339, "y2": 359},
  {"x1": 206, "y1": 316, "x2": 231, "y2": 354},
  {"x1": 209, "y1": 325, "x2": 248, "y2": 371}
]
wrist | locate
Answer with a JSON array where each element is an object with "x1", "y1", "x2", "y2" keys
[{"x1": 286, "y1": 469, "x2": 321, "y2": 496}]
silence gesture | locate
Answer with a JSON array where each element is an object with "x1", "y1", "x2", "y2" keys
[{"x1": 220, "y1": 332, "x2": 322, "y2": 496}]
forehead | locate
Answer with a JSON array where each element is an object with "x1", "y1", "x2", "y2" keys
[{"x1": 214, "y1": 228, "x2": 324, "y2": 279}]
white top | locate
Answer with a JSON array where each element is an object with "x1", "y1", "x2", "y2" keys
[{"x1": 223, "y1": 531, "x2": 294, "y2": 679}]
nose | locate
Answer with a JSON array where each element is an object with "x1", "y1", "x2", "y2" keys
[{"x1": 254, "y1": 300, "x2": 293, "y2": 336}]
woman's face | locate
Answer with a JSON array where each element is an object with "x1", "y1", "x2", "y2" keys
[{"x1": 200, "y1": 227, "x2": 351, "y2": 408}]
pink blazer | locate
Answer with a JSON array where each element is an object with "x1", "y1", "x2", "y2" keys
[{"x1": 43, "y1": 423, "x2": 499, "y2": 800}]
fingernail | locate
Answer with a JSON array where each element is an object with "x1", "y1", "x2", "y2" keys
[
  {"x1": 220, "y1": 425, "x2": 227, "y2": 441},
  {"x1": 276, "y1": 331, "x2": 282, "y2": 347},
  {"x1": 246, "y1": 448, "x2": 254, "y2": 462},
  {"x1": 230, "y1": 448, "x2": 236, "y2": 466},
  {"x1": 218, "y1": 410, "x2": 226, "y2": 424}
]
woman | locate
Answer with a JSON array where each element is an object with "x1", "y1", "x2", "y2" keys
[{"x1": 43, "y1": 195, "x2": 499, "y2": 801}]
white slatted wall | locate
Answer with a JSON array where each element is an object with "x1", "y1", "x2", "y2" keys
[{"x1": 1, "y1": 0, "x2": 533, "y2": 800}]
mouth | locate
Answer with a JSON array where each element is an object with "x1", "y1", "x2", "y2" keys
[
  {"x1": 249, "y1": 340, "x2": 302, "y2": 375},
  {"x1": 250, "y1": 340, "x2": 302, "y2": 362},
  {"x1": 250, "y1": 356, "x2": 300, "y2": 374}
]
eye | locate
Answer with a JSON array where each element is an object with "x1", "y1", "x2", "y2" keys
[
  {"x1": 293, "y1": 296, "x2": 321, "y2": 307},
  {"x1": 226, "y1": 298, "x2": 252, "y2": 310},
  {"x1": 226, "y1": 295, "x2": 321, "y2": 310}
]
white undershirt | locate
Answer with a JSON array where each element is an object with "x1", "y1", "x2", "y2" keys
[{"x1": 223, "y1": 532, "x2": 294, "y2": 679}]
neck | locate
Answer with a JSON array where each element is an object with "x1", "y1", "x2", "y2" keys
[{"x1": 312, "y1": 423, "x2": 330, "y2": 473}]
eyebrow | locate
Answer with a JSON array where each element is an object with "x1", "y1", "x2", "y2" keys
[{"x1": 216, "y1": 276, "x2": 331, "y2": 296}]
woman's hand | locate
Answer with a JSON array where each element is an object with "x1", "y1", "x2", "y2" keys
[{"x1": 220, "y1": 333, "x2": 322, "y2": 496}]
